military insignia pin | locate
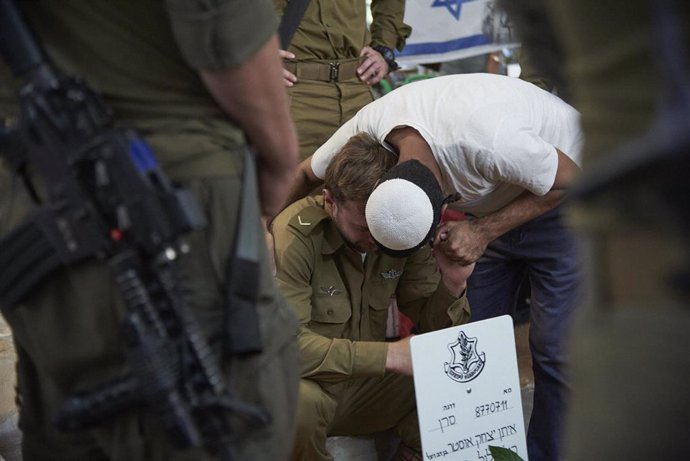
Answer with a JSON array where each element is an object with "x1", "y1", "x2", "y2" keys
[
  {"x1": 320, "y1": 285, "x2": 342, "y2": 297},
  {"x1": 380, "y1": 269, "x2": 403, "y2": 280}
]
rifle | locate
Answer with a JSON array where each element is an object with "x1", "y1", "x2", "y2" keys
[{"x1": 0, "y1": 1, "x2": 267, "y2": 459}]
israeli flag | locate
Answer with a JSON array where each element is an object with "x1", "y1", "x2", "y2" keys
[{"x1": 397, "y1": 0, "x2": 519, "y2": 66}]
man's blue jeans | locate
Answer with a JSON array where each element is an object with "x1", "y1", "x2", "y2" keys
[{"x1": 467, "y1": 207, "x2": 581, "y2": 461}]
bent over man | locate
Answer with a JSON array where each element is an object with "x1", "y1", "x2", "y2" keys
[
  {"x1": 290, "y1": 73, "x2": 583, "y2": 461},
  {"x1": 272, "y1": 133, "x2": 472, "y2": 461}
]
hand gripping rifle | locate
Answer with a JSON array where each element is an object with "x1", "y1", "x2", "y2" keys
[{"x1": 0, "y1": 1, "x2": 267, "y2": 459}]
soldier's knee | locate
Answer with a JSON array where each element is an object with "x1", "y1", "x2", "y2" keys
[{"x1": 295, "y1": 379, "x2": 336, "y2": 436}]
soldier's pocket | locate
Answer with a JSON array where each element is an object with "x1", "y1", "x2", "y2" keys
[
  {"x1": 308, "y1": 296, "x2": 352, "y2": 338},
  {"x1": 368, "y1": 289, "x2": 394, "y2": 341}
]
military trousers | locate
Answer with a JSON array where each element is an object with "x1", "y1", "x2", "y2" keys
[
  {"x1": 287, "y1": 76, "x2": 374, "y2": 160},
  {"x1": 564, "y1": 201, "x2": 690, "y2": 460},
  {"x1": 291, "y1": 373, "x2": 420, "y2": 461}
]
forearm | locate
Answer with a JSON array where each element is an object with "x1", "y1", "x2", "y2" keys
[
  {"x1": 283, "y1": 116, "x2": 357, "y2": 208},
  {"x1": 476, "y1": 147, "x2": 580, "y2": 239},
  {"x1": 298, "y1": 329, "x2": 388, "y2": 382},
  {"x1": 430, "y1": 282, "x2": 471, "y2": 328},
  {"x1": 402, "y1": 281, "x2": 468, "y2": 333},
  {"x1": 284, "y1": 157, "x2": 323, "y2": 211},
  {"x1": 200, "y1": 34, "x2": 298, "y2": 218},
  {"x1": 385, "y1": 336, "x2": 413, "y2": 376},
  {"x1": 370, "y1": 0, "x2": 412, "y2": 50},
  {"x1": 474, "y1": 188, "x2": 568, "y2": 241}
]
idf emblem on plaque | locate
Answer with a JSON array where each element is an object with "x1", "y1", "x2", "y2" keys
[{"x1": 444, "y1": 331, "x2": 486, "y2": 383}]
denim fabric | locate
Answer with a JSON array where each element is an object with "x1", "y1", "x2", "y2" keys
[{"x1": 467, "y1": 207, "x2": 581, "y2": 461}]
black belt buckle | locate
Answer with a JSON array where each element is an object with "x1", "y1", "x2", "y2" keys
[{"x1": 329, "y1": 62, "x2": 340, "y2": 82}]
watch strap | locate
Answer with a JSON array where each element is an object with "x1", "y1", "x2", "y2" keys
[{"x1": 372, "y1": 45, "x2": 400, "y2": 72}]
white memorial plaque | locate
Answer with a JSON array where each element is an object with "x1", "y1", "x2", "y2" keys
[{"x1": 411, "y1": 315, "x2": 528, "y2": 460}]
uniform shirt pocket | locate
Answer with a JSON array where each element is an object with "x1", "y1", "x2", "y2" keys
[
  {"x1": 308, "y1": 295, "x2": 352, "y2": 339},
  {"x1": 367, "y1": 284, "x2": 396, "y2": 341}
]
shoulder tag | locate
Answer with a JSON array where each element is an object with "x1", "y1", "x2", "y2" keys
[{"x1": 288, "y1": 205, "x2": 329, "y2": 235}]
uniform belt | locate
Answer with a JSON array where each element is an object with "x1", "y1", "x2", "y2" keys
[{"x1": 283, "y1": 60, "x2": 360, "y2": 82}]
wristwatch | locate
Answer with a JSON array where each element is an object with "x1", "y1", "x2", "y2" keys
[{"x1": 372, "y1": 45, "x2": 400, "y2": 72}]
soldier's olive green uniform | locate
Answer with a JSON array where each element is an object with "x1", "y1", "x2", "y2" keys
[
  {"x1": 272, "y1": 197, "x2": 470, "y2": 461},
  {"x1": 524, "y1": 1, "x2": 690, "y2": 459},
  {"x1": 0, "y1": 1, "x2": 298, "y2": 460},
  {"x1": 274, "y1": 0, "x2": 411, "y2": 159}
]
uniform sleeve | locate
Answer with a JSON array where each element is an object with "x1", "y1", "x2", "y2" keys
[
  {"x1": 370, "y1": 0, "x2": 412, "y2": 51},
  {"x1": 311, "y1": 116, "x2": 359, "y2": 179},
  {"x1": 273, "y1": 224, "x2": 387, "y2": 383},
  {"x1": 165, "y1": 0, "x2": 279, "y2": 70},
  {"x1": 473, "y1": 110, "x2": 559, "y2": 196},
  {"x1": 395, "y1": 246, "x2": 471, "y2": 332}
]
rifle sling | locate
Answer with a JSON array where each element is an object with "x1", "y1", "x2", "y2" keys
[
  {"x1": 224, "y1": 148, "x2": 263, "y2": 356},
  {"x1": 277, "y1": 0, "x2": 311, "y2": 50}
]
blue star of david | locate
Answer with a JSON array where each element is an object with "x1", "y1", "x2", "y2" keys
[{"x1": 431, "y1": 0, "x2": 478, "y2": 21}]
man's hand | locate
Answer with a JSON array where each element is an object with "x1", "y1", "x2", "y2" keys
[
  {"x1": 279, "y1": 49, "x2": 297, "y2": 87},
  {"x1": 357, "y1": 46, "x2": 388, "y2": 85},
  {"x1": 385, "y1": 335, "x2": 414, "y2": 376},
  {"x1": 434, "y1": 219, "x2": 490, "y2": 265},
  {"x1": 433, "y1": 149, "x2": 580, "y2": 264},
  {"x1": 433, "y1": 246, "x2": 475, "y2": 297}
]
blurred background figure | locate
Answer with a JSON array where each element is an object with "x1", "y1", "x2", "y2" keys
[
  {"x1": 502, "y1": 0, "x2": 690, "y2": 459},
  {"x1": 0, "y1": 1, "x2": 300, "y2": 460}
]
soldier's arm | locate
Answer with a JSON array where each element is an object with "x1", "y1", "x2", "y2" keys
[
  {"x1": 369, "y1": 0, "x2": 412, "y2": 53},
  {"x1": 395, "y1": 246, "x2": 471, "y2": 332},
  {"x1": 284, "y1": 117, "x2": 359, "y2": 208},
  {"x1": 358, "y1": 0, "x2": 411, "y2": 84},
  {"x1": 199, "y1": 34, "x2": 298, "y2": 221},
  {"x1": 167, "y1": 0, "x2": 298, "y2": 221},
  {"x1": 284, "y1": 156, "x2": 322, "y2": 209}
]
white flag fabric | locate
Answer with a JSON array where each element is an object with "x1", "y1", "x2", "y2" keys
[{"x1": 396, "y1": 0, "x2": 518, "y2": 66}]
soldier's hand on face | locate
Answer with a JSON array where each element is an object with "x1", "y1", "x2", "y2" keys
[
  {"x1": 279, "y1": 49, "x2": 297, "y2": 87},
  {"x1": 357, "y1": 46, "x2": 388, "y2": 86},
  {"x1": 434, "y1": 220, "x2": 489, "y2": 265},
  {"x1": 385, "y1": 335, "x2": 414, "y2": 376}
]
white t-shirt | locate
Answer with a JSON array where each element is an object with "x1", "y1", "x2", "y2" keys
[{"x1": 311, "y1": 73, "x2": 583, "y2": 216}]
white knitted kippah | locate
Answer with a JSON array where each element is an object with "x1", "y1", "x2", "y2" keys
[{"x1": 365, "y1": 178, "x2": 434, "y2": 251}]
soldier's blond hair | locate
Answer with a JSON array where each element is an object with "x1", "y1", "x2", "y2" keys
[{"x1": 324, "y1": 133, "x2": 396, "y2": 204}]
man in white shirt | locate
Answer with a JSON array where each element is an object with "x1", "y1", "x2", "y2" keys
[{"x1": 288, "y1": 73, "x2": 583, "y2": 461}]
